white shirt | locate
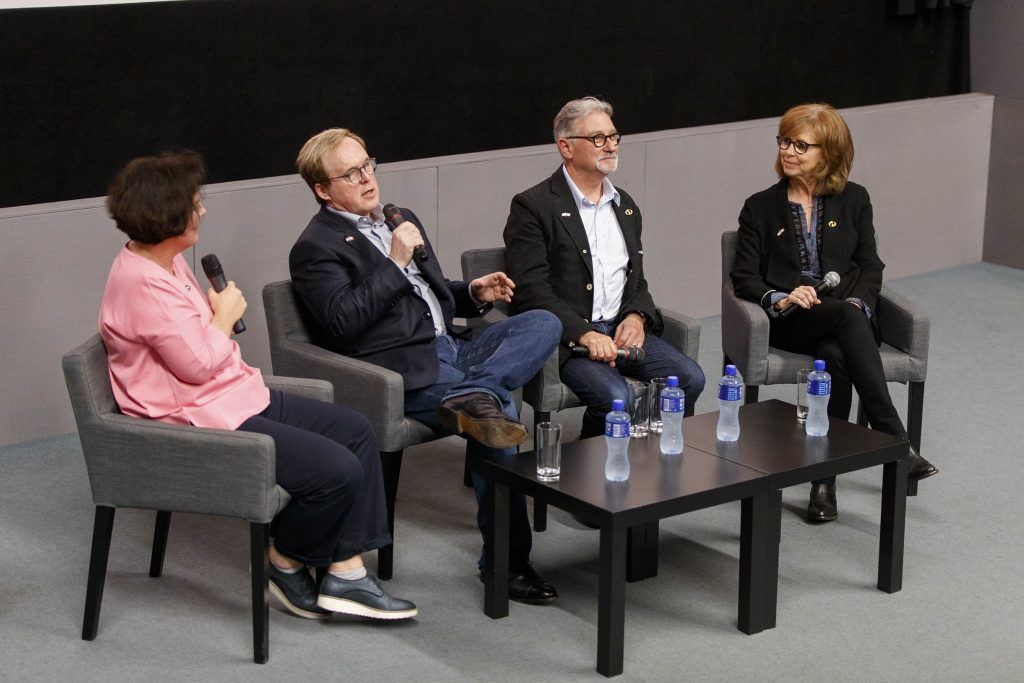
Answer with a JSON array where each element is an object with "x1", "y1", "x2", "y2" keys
[{"x1": 562, "y1": 166, "x2": 628, "y2": 322}]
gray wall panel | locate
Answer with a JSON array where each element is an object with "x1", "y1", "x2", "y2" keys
[
  {"x1": 0, "y1": 94, "x2": 996, "y2": 445},
  {"x1": 972, "y1": 1, "x2": 1024, "y2": 101}
]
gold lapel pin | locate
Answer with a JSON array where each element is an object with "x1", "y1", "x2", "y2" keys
[
  {"x1": 625, "y1": 208, "x2": 634, "y2": 216},
  {"x1": 776, "y1": 227, "x2": 785, "y2": 237},
  {"x1": 828, "y1": 220, "x2": 838, "y2": 228}
]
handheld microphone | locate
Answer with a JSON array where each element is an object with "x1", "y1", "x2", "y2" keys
[
  {"x1": 779, "y1": 271, "x2": 841, "y2": 318},
  {"x1": 570, "y1": 345, "x2": 646, "y2": 363},
  {"x1": 200, "y1": 253, "x2": 246, "y2": 334},
  {"x1": 382, "y1": 203, "x2": 428, "y2": 263}
]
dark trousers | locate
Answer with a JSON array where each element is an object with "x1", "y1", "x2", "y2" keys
[
  {"x1": 770, "y1": 300, "x2": 907, "y2": 486},
  {"x1": 237, "y1": 390, "x2": 390, "y2": 567}
]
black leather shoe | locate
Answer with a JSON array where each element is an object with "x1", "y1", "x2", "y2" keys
[
  {"x1": 317, "y1": 573, "x2": 418, "y2": 620},
  {"x1": 480, "y1": 562, "x2": 558, "y2": 605},
  {"x1": 437, "y1": 392, "x2": 528, "y2": 449},
  {"x1": 268, "y1": 563, "x2": 330, "y2": 620},
  {"x1": 907, "y1": 447, "x2": 938, "y2": 481},
  {"x1": 807, "y1": 482, "x2": 838, "y2": 523}
]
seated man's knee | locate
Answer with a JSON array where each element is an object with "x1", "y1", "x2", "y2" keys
[{"x1": 518, "y1": 309, "x2": 562, "y2": 345}]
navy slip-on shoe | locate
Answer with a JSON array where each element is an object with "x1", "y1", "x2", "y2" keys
[
  {"x1": 268, "y1": 563, "x2": 331, "y2": 620},
  {"x1": 317, "y1": 574, "x2": 418, "y2": 620}
]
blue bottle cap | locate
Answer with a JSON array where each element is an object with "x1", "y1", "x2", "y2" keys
[
  {"x1": 725, "y1": 365, "x2": 737, "y2": 376},
  {"x1": 814, "y1": 359, "x2": 826, "y2": 371},
  {"x1": 667, "y1": 376, "x2": 679, "y2": 387},
  {"x1": 611, "y1": 399, "x2": 625, "y2": 411}
]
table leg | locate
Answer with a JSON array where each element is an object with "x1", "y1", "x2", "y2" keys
[
  {"x1": 878, "y1": 456, "x2": 908, "y2": 593},
  {"x1": 764, "y1": 490, "x2": 781, "y2": 630},
  {"x1": 738, "y1": 490, "x2": 778, "y2": 634},
  {"x1": 626, "y1": 521, "x2": 659, "y2": 582},
  {"x1": 597, "y1": 524, "x2": 627, "y2": 677},
  {"x1": 484, "y1": 480, "x2": 510, "y2": 618}
]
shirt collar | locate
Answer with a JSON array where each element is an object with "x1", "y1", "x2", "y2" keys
[
  {"x1": 561, "y1": 165, "x2": 620, "y2": 210},
  {"x1": 325, "y1": 203, "x2": 386, "y2": 229}
]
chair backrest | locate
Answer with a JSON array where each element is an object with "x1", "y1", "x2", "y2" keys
[
  {"x1": 62, "y1": 334, "x2": 120, "y2": 434},
  {"x1": 721, "y1": 230, "x2": 738, "y2": 285},
  {"x1": 461, "y1": 247, "x2": 510, "y2": 315},
  {"x1": 263, "y1": 280, "x2": 314, "y2": 370}
]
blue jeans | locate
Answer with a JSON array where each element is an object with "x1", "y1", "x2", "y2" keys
[
  {"x1": 560, "y1": 321, "x2": 706, "y2": 438},
  {"x1": 404, "y1": 309, "x2": 561, "y2": 569}
]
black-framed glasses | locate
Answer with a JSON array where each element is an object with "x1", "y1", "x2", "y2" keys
[
  {"x1": 327, "y1": 158, "x2": 377, "y2": 184},
  {"x1": 776, "y1": 136, "x2": 819, "y2": 155},
  {"x1": 565, "y1": 132, "x2": 622, "y2": 148}
]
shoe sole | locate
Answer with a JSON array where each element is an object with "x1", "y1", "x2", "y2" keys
[
  {"x1": 268, "y1": 580, "x2": 330, "y2": 620},
  {"x1": 436, "y1": 405, "x2": 528, "y2": 449},
  {"x1": 510, "y1": 594, "x2": 557, "y2": 605},
  {"x1": 807, "y1": 514, "x2": 838, "y2": 523},
  {"x1": 317, "y1": 594, "x2": 418, "y2": 620},
  {"x1": 908, "y1": 466, "x2": 938, "y2": 482}
]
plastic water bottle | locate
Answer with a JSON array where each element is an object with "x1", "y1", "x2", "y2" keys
[
  {"x1": 605, "y1": 399, "x2": 631, "y2": 481},
  {"x1": 805, "y1": 359, "x2": 831, "y2": 436},
  {"x1": 659, "y1": 376, "x2": 685, "y2": 455},
  {"x1": 716, "y1": 365, "x2": 743, "y2": 441}
]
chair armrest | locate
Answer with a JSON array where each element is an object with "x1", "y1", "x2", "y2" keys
[
  {"x1": 263, "y1": 375, "x2": 333, "y2": 403},
  {"x1": 721, "y1": 281, "x2": 771, "y2": 385},
  {"x1": 80, "y1": 414, "x2": 282, "y2": 523},
  {"x1": 658, "y1": 307, "x2": 700, "y2": 360},
  {"x1": 876, "y1": 285, "x2": 930, "y2": 379},
  {"x1": 268, "y1": 339, "x2": 407, "y2": 449}
]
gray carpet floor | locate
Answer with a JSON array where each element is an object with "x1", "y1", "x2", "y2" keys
[{"x1": 2, "y1": 262, "x2": 1022, "y2": 681}]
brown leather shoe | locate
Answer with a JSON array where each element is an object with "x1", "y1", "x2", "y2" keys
[{"x1": 436, "y1": 392, "x2": 528, "y2": 449}]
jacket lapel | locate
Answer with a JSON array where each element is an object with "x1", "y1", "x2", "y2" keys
[
  {"x1": 318, "y1": 206, "x2": 381, "y2": 264},
  {"x1": 549, "y1": 170, "x2": 594, "y2": 277}
]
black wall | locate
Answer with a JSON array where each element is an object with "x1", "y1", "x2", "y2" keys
[{"x1": 0, "y1": 0, "x2": 970, "y2": 208}]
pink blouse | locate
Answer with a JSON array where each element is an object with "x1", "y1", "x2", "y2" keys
[{"x1": 99, "y1": 246, "x2": 269, "y2": 430}]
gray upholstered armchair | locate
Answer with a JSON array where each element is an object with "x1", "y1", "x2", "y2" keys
[
  {"x1": 62, "y1": 334, "x2": 334, "y2": 663},
  {"x1": 720, "y1": 230, "x2": 929, "y2": 494},
  {"x1": 461, "y1": 247, "x2": 702, "y2": 424},
  {"x1": 262, "y1": 279, "x2": 441, "y2": 579}
]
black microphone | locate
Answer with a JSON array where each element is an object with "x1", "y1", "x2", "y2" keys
[
  {"x1": 779, "y1": 271, "x2": 841, "y2": 318},
  {"x1": 200, "y1": 253, "x2": 246, "y2": 334},
  {"x1": 570, "y1": 345, "x2": 646, "y2": 362},
  {"x1": 382, "y1": 203, "x2": 428, "y2": 263}
]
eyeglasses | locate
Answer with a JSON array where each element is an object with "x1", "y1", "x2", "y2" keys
[
  {"x1": 776, "y1": 136, "x2": 820, "y2": 155},
  {"x1": 564, "y1": 132, "x2": 622, "y2": 148},
  {"x1": 327, "y1": 158, "x2": 377, "y2": 184}
]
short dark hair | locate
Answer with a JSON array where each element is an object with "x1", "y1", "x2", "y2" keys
[{"x1": 106, "y1": 151, "x2": 207, "y2": 244}]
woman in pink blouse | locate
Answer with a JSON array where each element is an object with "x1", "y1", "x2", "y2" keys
[{"x1": 99, "y1": 151, "x2": 415, "y2": 621}]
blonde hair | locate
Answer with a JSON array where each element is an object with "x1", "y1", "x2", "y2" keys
[
  {"x1": 774, "y1": 103, "x2": 854, "y2": 195},
  {"x1": 296, "y1": 128, "x2": 368, "y2": 204}
]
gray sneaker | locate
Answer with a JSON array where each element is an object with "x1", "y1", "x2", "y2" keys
[
  {"x1": 317, "y1": 573, "x2": 418, "y2": 620},
  {"x1": 268, "y1": 563, "x2": 331, "y2": 620}
]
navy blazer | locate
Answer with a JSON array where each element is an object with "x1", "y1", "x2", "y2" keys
[
  {"x1": 289, "y1": 205, "x2": 487, "y2": 391},
  {"x1": 502, "y1": 167, "x2": 661, "y2": 359},
  {"x1": 731, "y1": 178, "x2": 885, "y2": 323}
]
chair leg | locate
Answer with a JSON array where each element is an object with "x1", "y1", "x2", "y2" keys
[
  {"x1": 723, "y1": 355, "x2": 732, "y2": 374},
  {"x1": 82, "y1": 505, "x2": 115, "y2": 641},
  {"x1": 745, "y1": 385, "x2": 759, "y2": 404},
  {"x1": 537, "y1": 410, "x2": 552, "y2": 425},
  {"x1": 907, "y1": 381, "x2": 925, "y2": 497},
  {"x1": 379, "y1": 450, "x2": 404, "y2": 580},
  {"x1": 250, "y1": 523, "x2": 270, "y2": 664},
  {"x1": 149, "y1": 511, "x2": 171, "y2": 578}
]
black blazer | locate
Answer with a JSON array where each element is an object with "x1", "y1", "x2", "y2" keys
[
  {"x1": 731, "y1": 178, "x2": 885, "y2": 322},
  {"x1": 289, "y1": 205, "x2": 487, "y2": 391},
  {"x1": 502, "y1": 168, "x2": 661, "y2": 359}
]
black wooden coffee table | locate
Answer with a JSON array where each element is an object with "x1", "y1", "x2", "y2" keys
[
  {"x1": 682, "y1": 399, "x2": 910, "y2": 629},
  {"x1": 482, "y1": 438, "x2": 773, "y2": 677}
]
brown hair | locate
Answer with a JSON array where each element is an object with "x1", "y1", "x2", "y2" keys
[
  {"x1": 774, "y1": 103, "x2": 854, "y2": 195},
  {"x1": 296, "y1": 128, "x2": 368, "y2": 204},
  {"x1": 106, "y1": 151, "x2": 206, "y2": 244}
]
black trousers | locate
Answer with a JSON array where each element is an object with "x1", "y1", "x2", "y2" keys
[
  {"x1": 770, "y1": 300, "x2": 907, "y2": 486},
  {"x1": 237, "y1": 390, "x2": 390, "y2": 567}
]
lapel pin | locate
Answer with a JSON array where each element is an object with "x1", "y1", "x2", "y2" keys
[
  {"x1": 345, "y1": 235, "x2": 355, "y2": 242},
  {"x1": 776, "y1": 227, "x2": 785, "y2": 237},
  {"x1": 624, "y1": 208, "x2": 634, "y2": 216},
  {"x1": 828, "y1": 220, "x2": 838, "y2": 228},
  {"x1": 561, "y1": 212, "x2": 571, "y2": 217}
]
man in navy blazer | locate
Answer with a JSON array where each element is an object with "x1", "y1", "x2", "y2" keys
[
  {"x1": 289, "y1": 128, "x2": 561, "y2": 604},
  {"x1": 503, "y1": 97, "x2": 705, "y2": 438}
]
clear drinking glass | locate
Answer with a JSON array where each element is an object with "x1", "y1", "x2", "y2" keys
[
  {"x1": 535, "y1": 422, "x2": 562, "y2": 481},
  {"x1": 628, "y1": 380, "x2": 650, "y2": 438},
  {"x1": 796, "y1": 368, "x2": 810, "y2": 423},
  {"x1": 648, "y1": 377, "x2": 668, "y2": 433}
]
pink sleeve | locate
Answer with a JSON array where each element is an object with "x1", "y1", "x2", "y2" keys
[{"x1": 137, "y1": 276, "x2": 237, "y2": 385}]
